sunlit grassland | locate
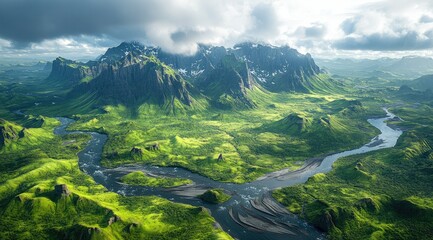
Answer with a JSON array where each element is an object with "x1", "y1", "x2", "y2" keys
[
  {"x1": 120, "y1": 171, "x2": 192, "y2": 188},
  {"x1": 199, "y1": 189, "x2": 231, "y2": 204},
  {"x1": 273, "y1": 102, "x2": 433, "y2": 239},
  {"x1": 66, "y1": 90, "x2": 380, "y2": 183},
  {"x1": 0, "y1": 116, "x2": 232, "y2": 240},
  {"x1": 1, "y1": 70, "x2": 382, "y2": 183}
]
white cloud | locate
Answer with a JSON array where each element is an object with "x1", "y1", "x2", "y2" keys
[
  {"x1": 0, "y1": 0, "x2": 432, "y2": 59},
  {"x1": 0, "y1": 38, "x2": 12, "y2": 50}
]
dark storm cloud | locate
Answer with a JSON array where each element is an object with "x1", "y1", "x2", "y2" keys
[
  {"x1": 0, "y1": 0, "x2": 247, "y2": 53},
  {"x1": 333, "y1": 31, "x2": 433, "y2": 51},
  {"x1": 294, "y1": 24, "x2": 326, "y2": 38},
  {"x1": 304, "y1": 25, "x2": 326, "y2": 38},
  {"x1": 170, "y1": 29, "x2": 216, "y2": 45},
  {"x1": 340, "y1": 17, "x2": 359, "y2": 35},
  {"x1": 2, "y1": 0, "x2": 433, "y2": 58},
  {"x1": 0, "y1": 0, "x2": 129, "y2": 46}
]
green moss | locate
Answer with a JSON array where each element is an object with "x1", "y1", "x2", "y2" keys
[
  {"x1": 120, "y1": 171, "x2": 192, "y2": 188},
  {"x1": 67, "y1": 63, "x2": 79, "y2": 68},
  {"x1": 0, "y1": 118, "x2": 23, "y2": 147},
  {"x1": 0, "y1": 118, "x2": 232, "y2": 240},
  {"x1": 80, "y1": 76, "x2": 93, "y2": 83},
  {"x1": 307, "y1": 173, "x2": 327, "y2": 183},
  {"x1": 273, "y1": 105, "x2": 433, "y2": 239},
  {"x1": 198, "y1": 189, "x2": 231, "y2": 204},
  {"x1": 61, "y1": 92, "x2": 379, "y2": 184}
]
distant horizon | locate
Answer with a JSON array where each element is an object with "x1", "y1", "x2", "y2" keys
[
  {"x1": 1, "y1": 41, "x2": 433, "y2": 65},
  {"x1": 1, "y1": 0, "x2": 433, "y2": 61}
]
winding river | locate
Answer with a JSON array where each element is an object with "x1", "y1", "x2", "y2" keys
[{"x1": 53, "y1": 108, "x2": 402, "y2": 240}]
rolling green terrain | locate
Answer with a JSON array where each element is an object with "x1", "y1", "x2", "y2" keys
[
  {"x1": 2, "y1": 42, "x2": 432, "y2": 240},
  {"x1": 8, "y1": 43, "x2": 378, "y2": 185},
  {"x1": 406, "y1": 74, "x2": 433, "y2": 91},
  {"x1": 273, "y1": 93, "x2": 433, "y2": 239},
  {"x1": 199, "y1": 189, "x2": 231, "y2": 204},
  {"x1": 0, "y1": 60, "x2": 382, "y2": 239},
  {"x1": 120, "y1": 171, "x2": 192, "y2": 188},
  {"x1": 0, "y1": 68, "x2": 231, "y2": 240},
  {"x1": 0, "y1": 116, "x2": 230, "y2": 240},
  {"x1": 61, "y1": 87, "x2": 378, "y2": 184}
]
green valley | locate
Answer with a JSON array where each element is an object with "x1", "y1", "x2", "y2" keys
[
  {"x1": 1, "y1": 38, "x2": 432, "y2": 240},
  {"x1": 120, "y1": 171, "x2": 192, "y2": 188},
  {"x1": 273, "y1": 101, "x2": 433, "y2": 239},
  {"x1": 0, "y1": 112, "x2": 230, "y2": 240}
]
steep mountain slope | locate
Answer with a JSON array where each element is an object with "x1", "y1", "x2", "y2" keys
[
  {"x1": 100, "y1": 42, "x2": 224, "y2": 81},
  {"x1": 231, "y1": 43, "x2": 321, "y2": 92},
  {"x1": 47, "y1": 41, "x2": 330, "y2": 112},
  {"x1": 47, "y1": 57, "x2": 102, "y2": 84},
  {"x1": 0, "y1": 119, "x2": 22, "y2": 147},
  {"x1": 317, "y1": 56, "x2": 433, "y2": 79},
  {"x1": 198, "y1": 54, "x2": 258, "y2": 109},
  {"x1": 407, "y1": 74, "x2": 433, "y2": 91},
  {"x1": 98, "y1": 42, "x2": 323, "y2": 92},
  {"x1": 71, "y1": 53, "x2": 198, "y2": 112}
]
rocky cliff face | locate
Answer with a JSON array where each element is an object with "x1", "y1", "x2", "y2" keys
[
  {"x1": 0, "y1": 119, "x2": 23, "y2": 148},
  {"x1": 48, "y1": 41, "x2": 324, "y2": 110},
  {"x1": 198, "y1": 54, "x2": 257, "y2": 109},
  {"x1": 99, "y1": 42, "x2": 321, "y2": 90},
  {"x1": 48, "y1": 57, "x2": 90, "y2": 83},
  {"x1": 231, "y1": 43, "x2": 320, "y2": 92},
  {"x1": 48, "y1": 57, "x2": 108, "y2": 84},
  {"x1": 100, "y1": 42, "x2": 226, "y2": 81},
  {"x1": 72, "y1": 53, "x2": 194, "y2": 107}
]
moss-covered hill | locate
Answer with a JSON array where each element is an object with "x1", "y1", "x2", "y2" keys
[
  {"x1": 199, "y1": 189, "x2": 231, "y2": 204},
  {"x1": 120, "y1": 171, "x2": 192, "y2": 188},
  {"x1": 273, "y1": 104, "x2": 433, "y2": 239},
  {"x1": 65, "y1": 95, "x2": 377, "y2": 184},
  {"x1": 0, "y1": 117, "x2": 231, "y2": 240}
]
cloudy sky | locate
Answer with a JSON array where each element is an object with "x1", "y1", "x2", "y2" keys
[{"x1": 1, "y1": 0, "x2": 433, "y2": 60}]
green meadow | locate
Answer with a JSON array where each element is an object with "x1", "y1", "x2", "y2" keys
[
  {"x1": 53, "y1": 80, "x2": 380, "y2": 183},
  {"x1": 120, "y1": 171, "x2": 192, "y2": 188},
  {"x1": 0, "y1": 115, "x2": 231, "y2": 240},
  {"x1": 273, "y1": 93, "x2": 433, "y2": 239},
  {"x1": 199, "y1": 189, "x2": 231, "y2": 204},
  {"x1": 0, "y1": 70, "x2": 231, "y2": 240},
  {"x1": 2, "y1": 65, "x2": 430, "y2": 240}
]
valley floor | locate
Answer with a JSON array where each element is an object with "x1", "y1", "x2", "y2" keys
[
  {"x1": 273, "y1": 98, "x2": 433, "y2": 239},
  {"x1": 1, "y1": 67, "x2": 432, "y2": 239},
  {"x1": 63, "y1": 90, "x2": 380, "y2": 183},
  {"x1": 0, "y1": 117, "x2": 231, "y2": 240}
]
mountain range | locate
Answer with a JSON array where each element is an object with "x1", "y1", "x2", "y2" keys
[
  {"x1": 316, "y1": 56, "x2": 433, "y2": 79},
  {"x1": 406, "y1": 74, "x2": 433, "y2": 92},
  {"x1": 47, "y1": 41, "x2": 326, "y2": 111}
]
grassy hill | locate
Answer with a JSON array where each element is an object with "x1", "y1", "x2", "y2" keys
[
  {"x1": 0, "y1": 117, "x2": 231, "y2": 240},
  {"x1": 407, "y1": 74, "x2": 433, "y2": 92},
  {"x1": 63, "y1": 93, "x2": 378, "y2": 183},
  {"x1": 273, "y1": 103, "x2": 433, "y2": 239}
]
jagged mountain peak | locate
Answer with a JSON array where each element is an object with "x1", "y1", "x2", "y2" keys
[
  {"x1": 100, "y1": 41, "x2": 158, "y2": 62},
  {"x1": 71, "y1": 53, "x2": 196, "y2": 110},
  {"x1": 0, "y1": 119, "x2": 23, "y2": 148},
  {"x1": 97, "y1": 41, "x2": 322, "y2": 89},
  {"x1": 47, "y1": 40, "x2": 331, "y2": 113},
  {"x1": 198, "y1": 54, "x2": 258, "y2": 109}
]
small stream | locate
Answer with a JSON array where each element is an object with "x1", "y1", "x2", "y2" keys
[{"x1": 54, "y1": 108, "x2": 402, "y2": 240}]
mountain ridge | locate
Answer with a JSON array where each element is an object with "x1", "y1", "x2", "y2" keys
[{"x1": 47, "y1": 41, "x2": 327, "y2": 112}]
